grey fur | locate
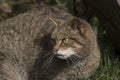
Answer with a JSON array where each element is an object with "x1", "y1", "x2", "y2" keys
[{"x1": 0, "y1": 6, "x2": 100, "y2": 80}]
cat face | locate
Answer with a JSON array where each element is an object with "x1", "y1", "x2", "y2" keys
[
  {"x1": 51, "y1": 18, "x2": 91, "y2": 60},
  {"x1": 53, "y1": 37, "x2": 83, "y2": 59}
]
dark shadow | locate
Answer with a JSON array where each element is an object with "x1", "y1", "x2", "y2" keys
[{"x1": 28, "y1": 33, "x2": 67, "y2": 80}]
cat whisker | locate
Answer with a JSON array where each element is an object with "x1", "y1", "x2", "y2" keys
[
  {"x1": 46, "y1": 54, "x2": 55, "y2": 67},
  {"x1": 72, "y1": 56, "x2": 82, "y2": 67},
  {"x1": 41, "y1": 50, "x2": 52, "y2": 53},
  {"x1": 72, "y1": 55, "x2": 80, "y2": 63},
  {"x1": 41, "y1": 53, "x2": 55, "y2": 71},
  {"x1": 68, "y1": 57, "x2": 76, "y2": 67},
  {"x1": 42, "y1": 52, "x2": 53, "y2": 58},
  {"x1": 42, "y1": 55, "x2": 52, "y2": 68},
  {"x1": 66, "y1": 58, "x2": 71, "y2": 66},
  {"x1": 40, "y1": 50, "x2": 53, "y2": 58},
  {"x1": 72, "y1": 55, "x2": 86, "y2": 67},
  {"x1": 71, "y1": 56, "x2": 78, "y2": 67}
]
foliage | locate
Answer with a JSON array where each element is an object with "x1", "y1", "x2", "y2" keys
[
  {"x1": 87, "y1": 17, "x2": 120, "y2": 80},
  {"x1": 87, "y1": 46, "x2": 120, "y2": 80}
]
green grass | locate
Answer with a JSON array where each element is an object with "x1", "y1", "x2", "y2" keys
[
  {"x1": 87, "y1": 47, "x2": 120, "y2": 80},
  {"x1": 87, "y1": 17, "x2": 120, "y2": 80}
]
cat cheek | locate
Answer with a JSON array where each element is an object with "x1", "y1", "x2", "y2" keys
[
  {"x1": 77, "y1": 45, "x2": 83, "y2": 49},
  {"x1": 73, "y1": 44, "x2": 83, "y2": 49}
]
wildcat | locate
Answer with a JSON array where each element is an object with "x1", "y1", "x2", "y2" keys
[{"x1": 0, "y1": 6, "x2": 100, "y2": 80}]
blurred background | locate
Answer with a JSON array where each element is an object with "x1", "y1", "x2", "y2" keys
[{"x1": 0, "y1": 0, "x2": 120, "y2": 80}]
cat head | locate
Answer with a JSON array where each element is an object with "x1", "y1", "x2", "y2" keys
[{"x1": 51, "y1": 17, "x2": 96, "y2": 60}]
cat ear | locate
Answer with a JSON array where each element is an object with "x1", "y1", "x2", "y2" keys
[
  {"x1": 71, "y1": 17, "x2": 95, "y2": 40},
  {"x1": 71, "y1": 17, "x2": 86, "y2": 35},
  {"x1": 47, "y1": 15, "x2": 65, "y2": 27}
]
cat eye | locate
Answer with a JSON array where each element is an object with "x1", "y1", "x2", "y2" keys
[{"x1": 62, "y1": 38, "x2": 69, "y2": 43}]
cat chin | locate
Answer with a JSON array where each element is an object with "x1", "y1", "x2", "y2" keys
[
  {"x1": 56, "y1": 55, "x2": 69, "y2": 59},
  {"x1": 55, "y1": 48, "x2": 76, "y2": 59}
]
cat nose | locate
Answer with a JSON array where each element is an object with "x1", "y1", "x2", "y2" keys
[
  {"x1": 53, "y1": 45, "x2": 60, "y2": 52},
  {"x1": 53, "y1": 49, "x2": 59, "y2": 54}
]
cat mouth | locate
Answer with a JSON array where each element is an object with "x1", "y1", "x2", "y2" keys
[
  {"x1": 52, "y1": 49, "x2": 85, "y2": 66},
  {"x1": 54, "y1": 48, "x2": 76, "y2": 59},
  {"x1": 55, "y1": 54, "x2": 69, "y2": 59}
]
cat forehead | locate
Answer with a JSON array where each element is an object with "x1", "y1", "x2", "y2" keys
[
  {"x1": 51, "y1": 22, "x2": 80, "y2": 39},
  {"x1": 51, "y1": 30, "x2": 68, "y2": 39}
]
